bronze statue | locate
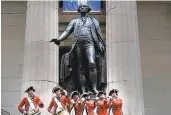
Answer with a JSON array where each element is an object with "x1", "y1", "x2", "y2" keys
[{"x1": 50, "y1": 1, "x2": 106, "y2": 94}]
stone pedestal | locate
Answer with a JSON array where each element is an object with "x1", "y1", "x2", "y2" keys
[
  {"x1": 21, "y1": 1, "x2": 58, "y2": 114},
  {"x1": 106, "y1": 1, "x2": 144, "y2": 115}
]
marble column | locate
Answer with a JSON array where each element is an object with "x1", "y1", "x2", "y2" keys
[
  {"x1": 106, "y1": 1, "x2": 144, "y2": 115},
  {"x1": 21, "y1": 1, "x2": 58, "y2": 114}
]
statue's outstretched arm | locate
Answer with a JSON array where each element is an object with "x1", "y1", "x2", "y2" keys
[{"x1": 58, "y1": 19, "x2": 75, "y2": 41}]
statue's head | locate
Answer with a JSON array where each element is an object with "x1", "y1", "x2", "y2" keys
[{"x1": 77, "y1": 0, "x2": 91, "y2": 13}]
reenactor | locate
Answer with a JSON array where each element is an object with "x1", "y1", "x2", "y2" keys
[
  {"x1": 93, "y1": 91, "x2": 110, "y2": 115},
  {"x1": 18, "y1": 86, "x2": 44, "y2": 115},
  {"x1": 108, "y1": 89, "x2": 123, "y2": 115},
  {"x1": 70, "y1": 91, "x2": 84, "y2": 115},
  {"x1": 47, "y1": 87, "x2": 71, "y2": 115},
  {"x1": 81, "y1": 92, "x2": 95, "y2": 115}
]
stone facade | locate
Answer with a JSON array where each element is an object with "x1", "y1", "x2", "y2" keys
[
  {"x1": 1, "y1": 2, "x2": 26, "y2": 115},
  {"x1": 1, "y1": 1, "x2": 171, "y2": 115},
  {"x1": 106, "y1": 1, "x2": 144, "y2": 115},
  {"x1": 21, "y1": 1, "x2": 59, "y2": 115},
  {"x1": 138, "y1": 2, "x2": 171, "y2": 115}
]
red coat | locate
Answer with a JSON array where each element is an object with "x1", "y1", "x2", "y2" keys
[
  {"x1": 74, "y1": 101, "x2": 84, "y2": 115},
  {"x1": 18, "y1": 95, "x2": 44, "y2": 114},
  {"x1": 86, "y1": 100, "x2": 95, "y2": 115},
  {"x1": 96, "y1": 99, "x2": 110, "y2": 115},
  {"x1": 111, "y1": 98, "x2": 122, "y2": 115},
  {"x1": 47, "y1": 95, "x2": 72, "y2": 113}
]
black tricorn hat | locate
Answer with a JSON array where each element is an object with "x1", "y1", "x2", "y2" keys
[
  {"x1": 25, "y1": 86, "x2": 35, "y2": 92},
  {"x1": 81, "y1": 93, "x2": 89, "y2": 98},
  {"x1": 97, "y1": 91, "x2": 106, "y2": 97},
  {"x1": 109, "y1": 89, "x2": 119, "y2": 96},
  {"x1": 71, "y1": 91, "x2": 79, "y2": 99},
  {"x1": 81, "y1": 91, "x2": 93, "y2": 98},
  {"x1": 52, "y1": 87, "x2": 62, "y2": 93},
  {"x1": 88, "y1": 92, "x2": 93, "y2": 95}
]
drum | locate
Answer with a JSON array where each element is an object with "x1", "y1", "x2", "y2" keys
[
  {"x1": 27, "y1": 109, "x2": 41, "y2": 115},
  {"x1": 31, "y1": 112, "x2": 41, "y2": 115},
  {"x1": 26, "y1": 112, "x2": 41, "y2": 115},
  {"x1": 93, "y1": 114, "x2": 98, "y2": 115}
]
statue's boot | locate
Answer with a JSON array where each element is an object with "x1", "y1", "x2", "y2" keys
[
  {"x1": 92, "y1": 84, "x2": 99, "y2": 94},
  {"x1": 78, "y1": 69, "x2": 86, "y2": 94},
  {"x1": 89, "y1": 63, "x2": 98, "y2": 94}
]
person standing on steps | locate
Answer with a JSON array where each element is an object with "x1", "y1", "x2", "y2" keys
[
  {"x1": 81, "y1": 92, "x2": 95, "y2": 115},
  {"x1": 70, "y1": 91, "x2": 85, "y2": 115},
  {"x1": 93, "y1": 91, "x2": 110, "y2": 115},
  {"x1": 47, "y1": 87, "x2": 71, "y2": 115},
  {"x1": 108, "y1": 89, "x2": 123, "y2": 115},
  {"x1": 18, "y1": 86, "x2": 44, "y2": 115}
]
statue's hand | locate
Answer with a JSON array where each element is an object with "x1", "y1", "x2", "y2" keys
[
  {"x1": 49, "y1": 38, "x2": 57, "y2": 42},
  {"x1": 49, "y1": 38, "x2": 60, "y2": 45}
]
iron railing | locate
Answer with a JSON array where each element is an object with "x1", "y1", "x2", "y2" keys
[{"x1": 1, "y1": 109, "x2": 10, "y2": 115}]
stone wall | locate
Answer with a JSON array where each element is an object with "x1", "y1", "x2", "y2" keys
[
  {"x1": 1, "y1": 1, "x2": 171, "y2": 115},
  {"x1": 1, "y1": 1, "x2": 26, "y2": 115},
  {"x1": 138, "y1": 2, "x2": 171, "y2": 115}
]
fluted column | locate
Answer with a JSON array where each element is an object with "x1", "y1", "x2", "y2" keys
[
  {"x1": 21, "y1": 1, "x2": 58, "y2": 114},
  {"x1": 106, "y1": 1, "x2": 144, "y2": 115}
]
